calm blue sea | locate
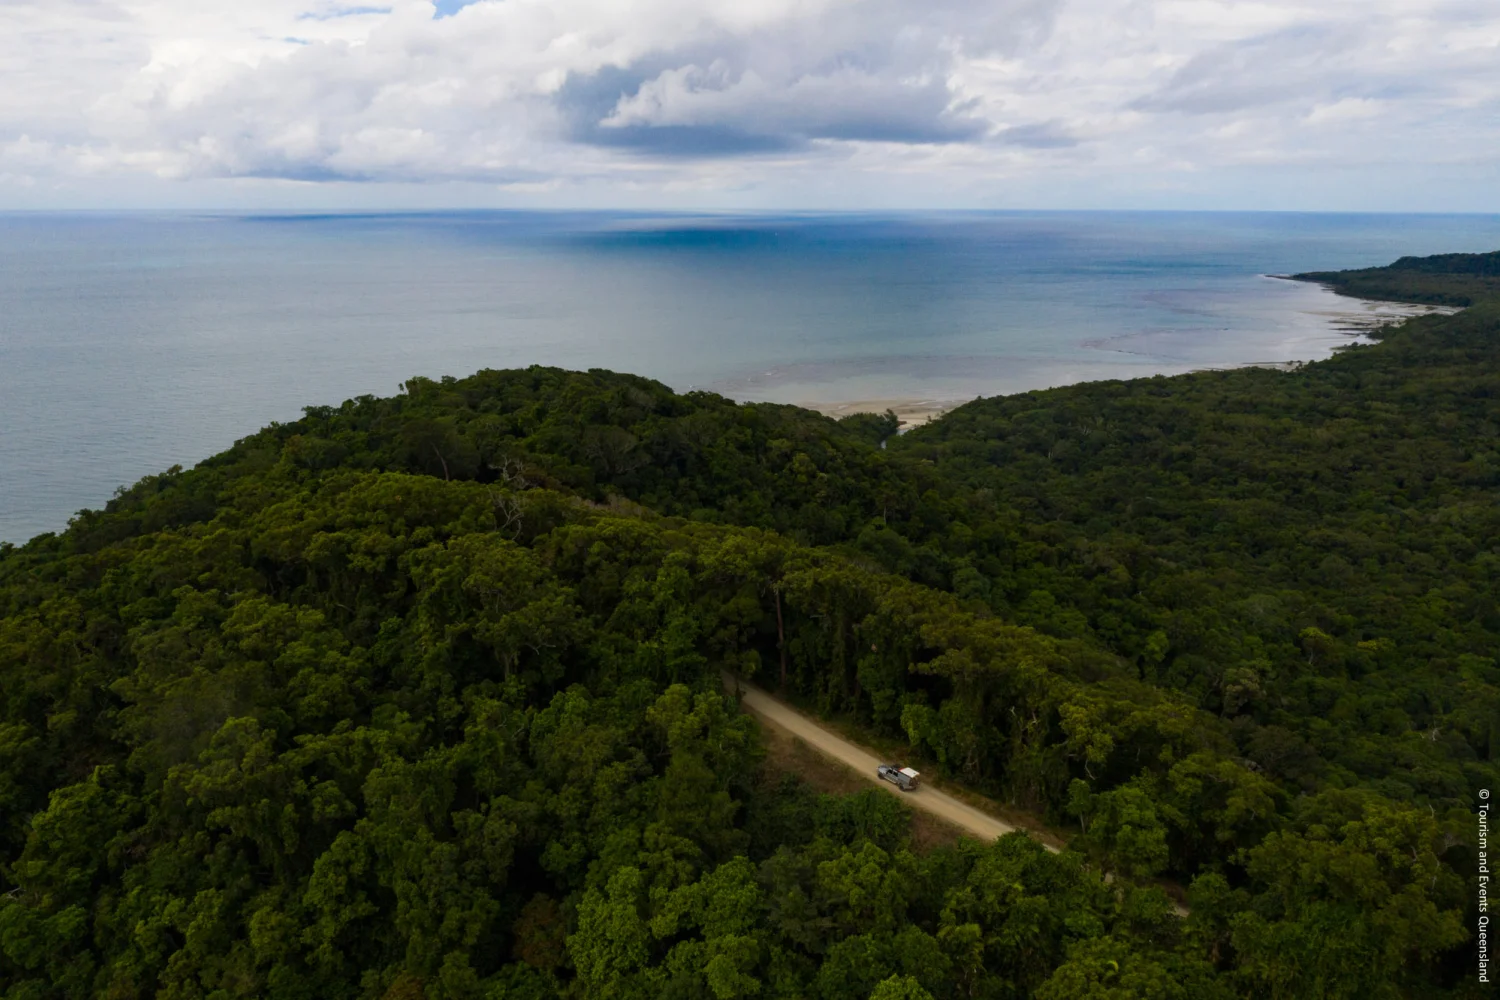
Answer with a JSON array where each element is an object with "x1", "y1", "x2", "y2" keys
[{"x1": 4, "y1": 210, "x2": 1500, "y2": 543}]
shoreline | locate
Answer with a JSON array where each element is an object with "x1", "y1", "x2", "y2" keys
[
  {"x1": 800, "y1": 397, "x2": 963, "y2": 429},
  {"x1": 1265, "y1": 274, "x2": 1461, "y2": 333},
  {"x1": 796, "y1": 286, "x2": 1462, "y2": 430}
]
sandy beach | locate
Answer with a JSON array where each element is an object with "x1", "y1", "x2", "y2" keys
[
  {"x1": 800, "y1": 397, "x2": 966, "y2": 429},
  {"x1": 799, "y1": 289, "x2": 1462, "y2": 430},
  {"x1": 1266, "y1": 277, "x2": 1461, "y2": 335}
]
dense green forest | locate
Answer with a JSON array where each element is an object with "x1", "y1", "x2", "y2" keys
[
  {"x1": 1294, "y1": 250, "x2": 1500, "y2": 306},
  {"x1": 2, "y1": 251, "x2": 1497, "y2": 999}
]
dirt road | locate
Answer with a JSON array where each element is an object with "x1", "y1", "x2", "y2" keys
[
  {"x1": 726, "y1": 675, "x2": 1191, "y2": 915},
  {"x1": 725, "y1": 673, "x2": 1054, "y2": 851}
]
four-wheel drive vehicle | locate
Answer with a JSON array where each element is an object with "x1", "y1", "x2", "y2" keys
[{"x1": 877, "y1": 764, "x2": 921, "y2": 791}]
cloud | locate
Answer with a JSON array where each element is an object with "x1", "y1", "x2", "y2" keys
[
  {"x1": 1130, "y1": 25, "x2": 1353, "y2": 116},
  {"x1": 563, "y1": 57, "x2": 987, "y2": 155},
  {"x1": 994, "y1": 121, "x2": 1076, "y2": 149},
  {"x1": 297, "y1": 6, "x2": 392, "y2": 21},
  {"x1": 0, "y1": 0, "x2": 1496, "y2": 207}
]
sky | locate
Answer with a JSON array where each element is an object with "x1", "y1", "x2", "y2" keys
[{"x1": 1, "y1": 0, "x2": 1498, "y2": 211}]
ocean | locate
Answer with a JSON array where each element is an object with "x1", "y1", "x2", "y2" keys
[{"x1": 4, "y1": 210, "x2": 1500, "y2": 543}]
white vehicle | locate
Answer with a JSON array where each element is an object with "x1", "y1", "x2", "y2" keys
[{"x1": 877, "y1": 764, "x2": 921, "y2": 791}]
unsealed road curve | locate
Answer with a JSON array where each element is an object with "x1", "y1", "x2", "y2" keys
[{"x1": 725, "y1": 673, "x2": 1051, "y2": 851}]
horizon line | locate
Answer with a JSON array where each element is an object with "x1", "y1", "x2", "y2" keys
[{"x1": 3, "y1": 206, "x2": 1500, "y2": 218}]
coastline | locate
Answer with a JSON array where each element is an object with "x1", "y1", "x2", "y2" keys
[
  {"x1": 796, "y1": 285, "x2": 1463, "y2": 430},
  {"x1": 1266, "y1": 274, "x2": 1461, "y2": 334},
  {"x1": 800, "y1": 397, "x2": 963, "y2": 429}
]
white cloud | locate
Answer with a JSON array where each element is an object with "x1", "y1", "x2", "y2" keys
[
  {"x1": 0, "y1": 0, "x2": 1496, "y2": 207},
  {"x1": 1305, "y1": 97, "x2": 1384, "y2": 124}
]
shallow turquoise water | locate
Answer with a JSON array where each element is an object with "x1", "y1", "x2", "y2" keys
[{"x1": 3, "y1": 210, "x2": 1500, "y2": 542}]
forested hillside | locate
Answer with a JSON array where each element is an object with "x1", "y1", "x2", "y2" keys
[
  {"x1": 1, "y1": 252, "x2": 1496, "y2": 999},
  {"x1": 1294, "y1": 249, "x2": 1500, "y2": 306}
]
